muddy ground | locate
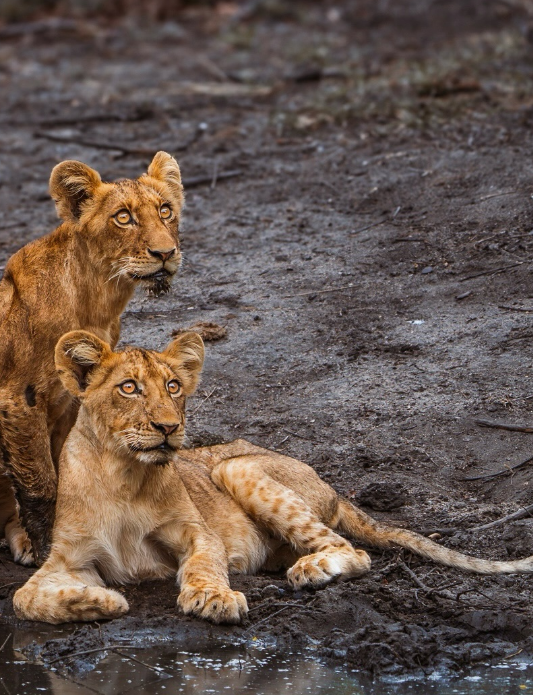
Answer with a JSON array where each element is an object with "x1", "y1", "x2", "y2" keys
[{"x1": 4, "y1": 0, "x2": 533, "y2": 680}]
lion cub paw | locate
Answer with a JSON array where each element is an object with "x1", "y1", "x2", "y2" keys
[
  {"x1": 178, "y1": 584, "x2": 248, "y2": 624},
  {"x1": 6, "y1": 525, "x2": 34, "y2": 567},
  {"x1": 287, "y1": 547, "x2": 371, "y2": 589},
  {"x1": 14, "y1": 585, "x2": 129, "y2": 624}
]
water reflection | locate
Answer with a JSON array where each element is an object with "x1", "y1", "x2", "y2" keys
[{"x1": 2, "y1": 621, "x2": 533, "y2": 695}]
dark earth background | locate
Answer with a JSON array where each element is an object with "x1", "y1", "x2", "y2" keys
[{"x1": 3, "y1": 0, "x2": 533, "y2": 681}]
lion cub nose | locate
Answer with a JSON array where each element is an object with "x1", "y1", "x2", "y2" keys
[
  {"x1": 151, "y1": 421, "x2": 179, "y2": 436},
  {"x1": 147, "y1": 248, "x2": 176, "y2": 263}
]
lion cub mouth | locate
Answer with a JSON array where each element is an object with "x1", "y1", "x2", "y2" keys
[{"x1": 131, "y1": 268, "x2": 174, "y2": 296}]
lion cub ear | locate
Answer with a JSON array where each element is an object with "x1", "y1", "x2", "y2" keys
[
  {"x1": 49, "y1": 160, "x2": 102, "y2": 222},
  {"x1": 146, "y1": 151, "x2": 183, "y2": 202},
  {"x1": 163, "y1": 332, "x2": 204, "y2": 395},
  {"x1": 55, "y1": 331, "x2": 111, "y2": 396}
]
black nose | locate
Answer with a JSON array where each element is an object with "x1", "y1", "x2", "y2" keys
[
  {"x1": 151, "y1": 421, "x2": 179, "y2": 436},
  {"x1": 147, "y1": 248, "x2": 176, "y2": 263}
]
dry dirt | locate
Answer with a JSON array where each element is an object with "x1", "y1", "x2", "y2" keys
[{"x1": 3, "y1": 0, "x2": 533, "y2": 678}]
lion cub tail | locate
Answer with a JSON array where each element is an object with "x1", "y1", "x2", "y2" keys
[{"x1": 335, "y1": 499, "x2": 533, "y2": 575}]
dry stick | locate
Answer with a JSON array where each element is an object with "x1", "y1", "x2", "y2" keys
[
  {"x1": 475, "y1": 418, "x2": 533, "y2": 434},
  {"x1": 34, "y1": 128, "x2": 203, "y2": 156},
  {"x1": 48, "y1": 644, "x2": 139, "y2": 665},
  {"x1": 0, "y1": 634, "x2": 11, "y2": 653},
  {"x1": 283, "y1": 284, "x2": 355, "y2": 299},
  {"x1": 112, "y1": 648, "x2": 167, "y2": 675},
  {"x1": 432, "y1": 504, "x2": 533, "y2": 537},
  {"x1": 475, "y1": 190, "x2": 524, "y2": 202},
  {"x1": 463, "y1": 454, "x2": 533, "y2": 481},
  {"x1": 182, "y1": 170, "x2": 243, "y2": 189},
  {"x1": 499, "y1": 305, "x2": 533, "y2": 313},
  {"x1": 459, "y1": 262, "x2": 525, "y2": 282},
  {"x1": 350, "y1": 219, "x2": 389, "y2": 235}
]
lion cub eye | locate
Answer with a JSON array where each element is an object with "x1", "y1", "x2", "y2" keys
[
  {"x1": 119, "y1": 380, "x2": 138, "y2": 395},
  {"x1": 160, "y1": 205, "x2": 172, "y2": 220},
  {"x1": 114, "y1": 210, "x2": 133, "y2": 225},
  {"x1": 167, "y1": 380, "x2": 181, "y2": 395}
]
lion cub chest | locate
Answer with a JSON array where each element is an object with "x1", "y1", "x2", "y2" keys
[{"x1": 88, "y1": 499, "x2": 177, "y2": 584}]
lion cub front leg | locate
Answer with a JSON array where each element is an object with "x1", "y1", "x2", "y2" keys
[
  {"x1": 161, "y1": 520, "x2": 248, "y2": 624},
  {"x1": 212, "y1": 458, "x2": 371, "y2": 589},
  {"x1": 13, "y1": 552, "x2": 128, "y2": 624}
]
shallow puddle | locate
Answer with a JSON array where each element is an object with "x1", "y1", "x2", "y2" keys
[{"x1": 1, "y1": 622, "x2": 533, "y2": 695}]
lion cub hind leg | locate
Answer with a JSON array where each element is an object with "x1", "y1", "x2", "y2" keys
[
  {"x1": 13, "y1": 568, "x2": 129, "y2": 624},
  {"x1": 211, "y1": 458, "x2": 371, "y2": 589}
]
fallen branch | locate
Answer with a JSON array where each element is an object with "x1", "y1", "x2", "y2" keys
[
  {"x1": 47, "y1": 644, "x2": 138, "y2": 664},
  {"x1": 463, "y1": 453, "x2": 533, "y2": 481},
  {"x1": 112, "y1": 648, "x2": 167, "y2": 675},
  {"x1": 350, "y1": 219, "x2": 389, "y2": 235},
  {"x1": 283, "y1": 283, "x2": 355, "y2": 298},
  {"x1": 459, "y1": 262, "x2": 525, "y2": 282},
  {"x1": 0, "y1": 634, "x2": 11, "y2": 654},
  {"x1": 34, "y1": 125, "x2": 204, "y2": 157},
  {"x1": 499, "y1": 304, "x2": 533, "y2": 313},
  {"x1": 182, "y1": 170, "x2": 242, "y2": 188},
  {"x1": 475, "y1": 418, "x2": 533, "y2": 433}
]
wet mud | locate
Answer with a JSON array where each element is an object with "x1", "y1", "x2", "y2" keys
[{"x1": 3, "y1": 0, "x2": 533, "y2": 679}]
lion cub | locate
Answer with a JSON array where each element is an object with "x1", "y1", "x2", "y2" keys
[
  {"x1": 0, "y1": 152, "x2": 183, "y2": 565},
  {"x1": 13, "y1": 332, "x2": 533, "y2": 625}
]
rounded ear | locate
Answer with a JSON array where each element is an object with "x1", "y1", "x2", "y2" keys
[
  {"x1": 55, "y1": 331, "x2": 111, "y2": 396},
  {"x1": 163, "y1": 332, "x2": 204, "y2": 395},
  {"x1": 146, "y1": 151, "x2": 183, "y2": 202},
  {"x1": 49, "y1": 160, "x2": 102, "y2": 222}
]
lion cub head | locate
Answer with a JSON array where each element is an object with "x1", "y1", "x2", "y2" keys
[
  {"x1": 50, "y1": 152, "x2": 184, "y2": 295},
  {"x1": 55, "y1": 331, "x2": 205, "y2": 465}
]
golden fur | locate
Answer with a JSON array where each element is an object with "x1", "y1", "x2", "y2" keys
[
  {"x1": 13, "y1": 332, "x2": 533, "y2": 625},
  {"x1": 0, "y1": 152, "x2": 184, "y2": 565}
]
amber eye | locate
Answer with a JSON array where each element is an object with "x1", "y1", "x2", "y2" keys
[
  {"x1": 115, "y1": 210, "x2": 132, "y2": 225},
  {"x1": 160, "y1": 205, "x2": 172, "y2": 220},
  {"x1": 167, "y1": 380, "x2": 181, "y2": 395},
  {"x1": 119, "y1": 380, "x2": 137, "y2": 395}
]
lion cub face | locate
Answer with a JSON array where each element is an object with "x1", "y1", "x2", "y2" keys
[
  {"x1": 55, "y1": 331, "x2": 205, "y2": 466},
  {"x1": 49, "y1": 152, "x2": 184, "y2": 295}
]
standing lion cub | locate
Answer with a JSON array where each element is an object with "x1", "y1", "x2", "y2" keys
[
  {"x1": 0, "y1": 152, "x2": 184, "y2": 565},
  {"x1": 13, "y1": 331, "x2": 533, "y2": 625}
]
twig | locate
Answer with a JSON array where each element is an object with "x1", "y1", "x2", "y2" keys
[
  {"x1": 34, "y1": 131, "x2": 157, "y2": 156},
  {"x1": 283, "y1": 284, "x2": 355, "y2": 298},
  {"x1": 248, "y1": 600, "x2": 314, "y2": 613},
  {"x1": 48, "y1": 644, "x2": 138, "y2": 664},
  {"x1": 475, "y1": 190, "x2": 524, "y2": 202},
  {"x1": 112, "y1": 648, "x2": 167, "y2": 675},
  {"x1": 463, "y1": 454, "x2": 533, "y2": 481},
  {"x1": 465, "y1": 504, "x2": 533, "y2": 531},
  {"x1": 399, "y1": 562, "x2": 435, "y2": 594},
  {"x1": 350, "y1": 219, "x2": 388, "y2": 235},
  {"x1": 182, "y1": 170, "x2": 242, "y2": 189},
  {"x1": 281, "y1": 428, "x2": 318, "y2": 442},
  {"x1": 430, "y1": 503, "x2": 533, "y2": 536},
  {"x1": 34, "y1": 128, "x2": 203, "y2": 157},
  {"x1": 210, "y1": 160, "x2": 219, "y2": 190},
  {"x1": 475, "y1": 418, "x2": 533, "y2": 433},
  {"x1": 0, "y1": 634, "x2": 11, "y2": 653},
  {"x1": 246, "y1": 602, "x2": 317, "y2": 632},
  {"x1": 459, "y1": 262, "x2": 525, "y2": 282},
  {"x1": 498, "y1": 304, "x2": 533, "y2": 313}
]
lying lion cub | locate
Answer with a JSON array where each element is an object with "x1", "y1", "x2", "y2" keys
[
  {"x1": 13, "y1": 332, "x2": 533, "y2": 625},
  {"x1": 0, "y1": 152, "x2": 183, "y2": 565}
]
